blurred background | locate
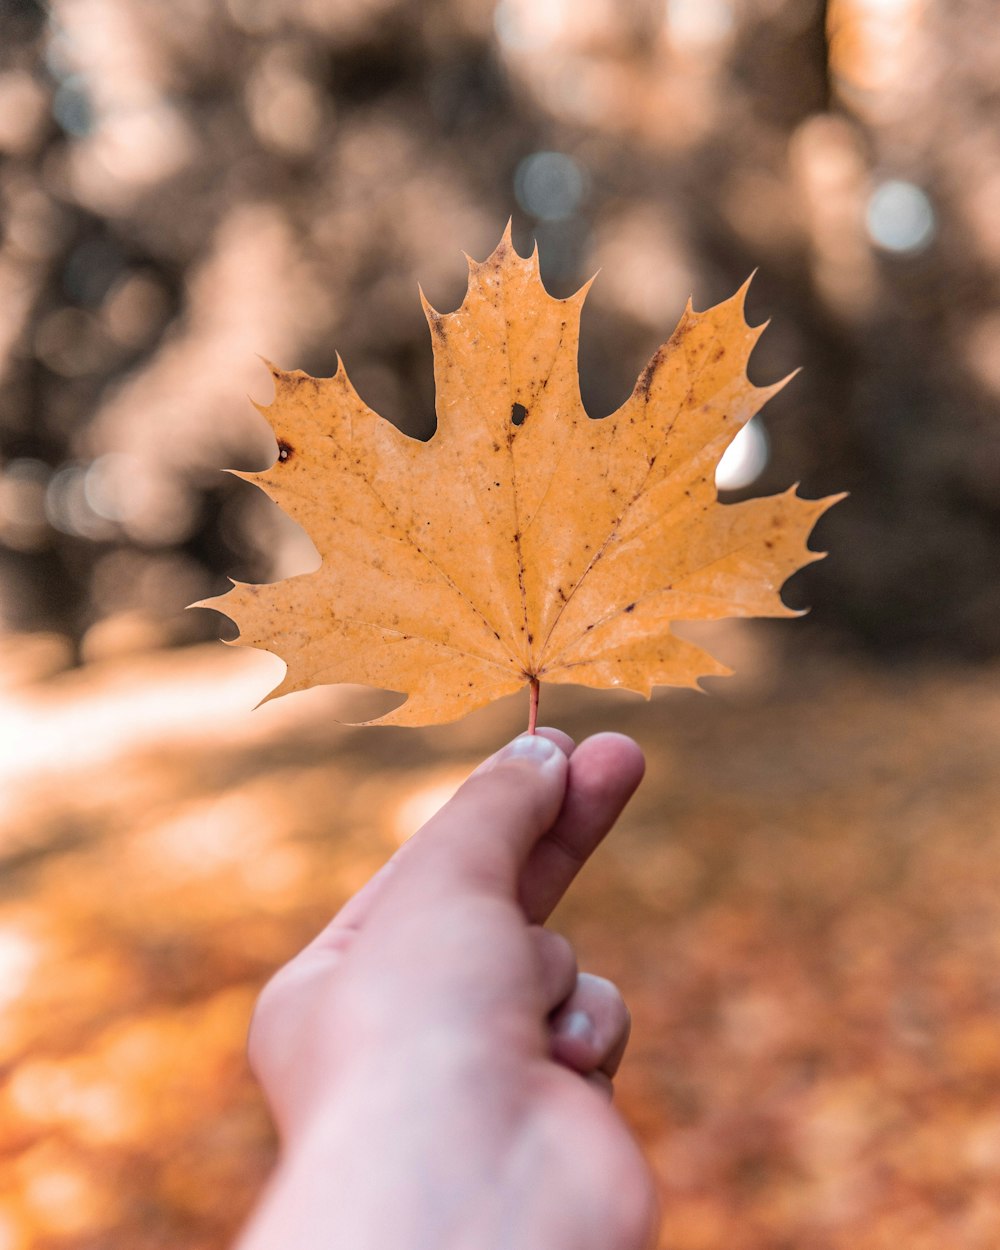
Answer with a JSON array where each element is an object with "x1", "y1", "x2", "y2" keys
[{"x1": 2, "y1": 0, "x2": 1000, "y2": 1246}]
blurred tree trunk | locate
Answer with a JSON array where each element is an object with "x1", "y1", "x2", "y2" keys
[
  {"x1": 2, "y1": 0, "x2": 997, "y2": 658},
  {"x1": 675, "y1": 0, "x2": 1000, "y2": 657}
]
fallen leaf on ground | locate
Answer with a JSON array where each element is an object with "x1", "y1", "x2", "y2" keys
[{"x1": 200, "y1": 227, "x2": 841, "y2": 726}]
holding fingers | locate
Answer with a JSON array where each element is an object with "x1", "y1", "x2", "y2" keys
[
  {"x1": 241, "y1": 728, "x2": 656, "y2": 1250},
  {"x1": 529, "y1": 926, "x2": 632, "y2": 1096}
]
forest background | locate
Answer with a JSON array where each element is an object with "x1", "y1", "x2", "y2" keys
[{"x1": 2, "y1": 2, "x2": 1000, "y2": 1247}]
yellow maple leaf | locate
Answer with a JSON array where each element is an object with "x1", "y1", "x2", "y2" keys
[{"x1": 199, "y1": 227, "x2": 841, "y2": 727}]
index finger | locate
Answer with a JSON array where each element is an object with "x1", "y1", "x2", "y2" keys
[{"x1": 518, "y1": 732, "x2": 645, "y2": 923}]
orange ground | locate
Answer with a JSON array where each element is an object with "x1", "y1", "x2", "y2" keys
[{"x1": 1, "y1": 628, "x2": 999, "y2": 1249}]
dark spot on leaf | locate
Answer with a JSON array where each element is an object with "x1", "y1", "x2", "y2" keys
[
  {"x1": 277, "y1": 440, "x2": 293, "y2": 462},
  {"x1": 624, "y1": 602, "x2": 636, "y2": 613},
  {"x1": 635, "y1": 347, "x2": 664, "y2": 401},
  {"x1": 511, "y1": 402, "x2": 527, "y2": 426},
  {"x1": 527, "y1": 632, "x2": 534, "y2": 644}
]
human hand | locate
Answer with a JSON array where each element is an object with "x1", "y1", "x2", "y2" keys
[{"x1": 239, "y1": 729, "x2": 657, "y2": 1250}]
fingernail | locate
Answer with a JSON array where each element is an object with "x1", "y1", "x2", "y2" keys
[
  {"x1": 499, "y1": 734, "x2": 560, "y2": 764},
  {"x1": 553, "y1": 1009, "x2": 595, "y2": 1045},
  {"x1": 474, "y1": 733, "x2": 565, "y2": 777}
]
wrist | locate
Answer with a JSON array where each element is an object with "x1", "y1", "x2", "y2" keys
[
  {"x1": 246, "y1": 1042, "x2": 539, "y2": 1250},
  {"x1": 246, "y1": 1070, "x2": 517, "y2": 1250}
]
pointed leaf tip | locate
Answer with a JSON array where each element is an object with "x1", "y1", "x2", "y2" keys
[
  {"x1": 212, "y1": 228, "x2": 841, "y2": 724},
  {"x1": 419, "y1": 285, "x2": 440, "y2": 319}
]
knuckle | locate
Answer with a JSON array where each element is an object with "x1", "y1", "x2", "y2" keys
[
  {"x1": 252, "y1": 960, "x2": 297, "y2": 1024},
  {"x1": 547, "y1": 928, "x2": 576, "y2": 964},
  {"x1": 533, "y1": 926, "x2": 578, "y2": 974},
  {"x1": 246, "y1": 956, "x2": 319, "y2": 1072},
  {"x1": 246, "y1": 968, "x2": 291, "y2": 1067}
]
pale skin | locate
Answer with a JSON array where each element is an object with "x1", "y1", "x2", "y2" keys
[{"x1": 240, "y1": 728, "x2": 658, "y2": 1250}]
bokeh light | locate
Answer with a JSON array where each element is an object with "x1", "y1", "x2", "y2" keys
[
  {"x1": 715, "y1": 418, "x2": 769, "y2": 492},
  {"x1": 865, "y1": 178, "x2": 936, "y2": 254},
  {"x1": 664, "y1": 0, "x2": 733, "y2": 50},
  {"x1": 514, "y1": 151, "x2": 586, "y2": 222}
]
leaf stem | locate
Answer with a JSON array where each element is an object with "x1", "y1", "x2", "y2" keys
[{"x1": 527, "y1": 677, "x2": 540, "y2": 735}]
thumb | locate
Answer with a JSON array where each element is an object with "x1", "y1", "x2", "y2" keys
[
  {"x1": 308, "y1": 735, "x2": 569, "y2": 955},
  {"x1": 386, "y1": 734, "x2": 570, "y2": 904}
]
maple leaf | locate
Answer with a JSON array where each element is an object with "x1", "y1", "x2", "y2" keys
[{"x1": 199, "y1": 227, "x2": 841, "y2": 727}]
